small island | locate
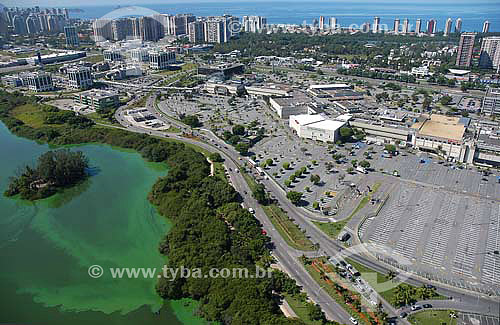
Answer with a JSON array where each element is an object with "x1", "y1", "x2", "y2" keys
[{"x1": 4, "y1": 149, "x2": 89, "y2": 200}]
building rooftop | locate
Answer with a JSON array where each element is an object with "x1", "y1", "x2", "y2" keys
[
  {"x1": 412, "y1": 114, "x2": 465, "y2": 141},
  {"x1": 290, "y1": 114, "x2": 325, "y2": 125},
  {"x1": 79, "y1": 89, "x2": 118, "y2": 99},
  {"x1": 307, "y1": 119, "x2": 346, "y2": 131},
  {"x1": 309, "y1": 83, "x2": 351, "y2": 90}
]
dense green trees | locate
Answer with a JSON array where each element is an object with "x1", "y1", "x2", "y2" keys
[
  {"x1": 232, "y1": 124, "x2": 245, "y2": 136},
  {"x1": 209, "y1": 152, "x2": 224, "y2": 163},
  {"x1": 286, "y1": 191, "x2": 303, "y2": 205},
  {"x1": 181, "y1": 114, "x2": 201, "y2": 128},
  {"x1": 252, "y1": 183, "x2": 269, "y2": 204},
  {"x1": 310, "y1": 174, "x2": 321, "y2": 185},
  {"x1": 5, "y1": 149, "x2": 89, "y2": 200}
]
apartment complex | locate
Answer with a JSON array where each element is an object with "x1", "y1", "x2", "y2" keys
[
  {"x1": 482, "y1": 88, "x2": 500, "y2": 116},
  {"x1": 479, "y1": 37, "x2": 500, "y2": 71},
  {"x1": 456, "y1": 32, "x2": 476, "y2": 67}
]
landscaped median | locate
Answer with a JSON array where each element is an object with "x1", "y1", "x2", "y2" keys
[
  {"x1": 345, "y1": 258, "x2": 448, "y2": 309},
  {"x1": 301, "y1": 256, "x2": 384, "y2": 325},
  {"x1": 240, "y1": 167, "x2": 316, "y2": 251}
]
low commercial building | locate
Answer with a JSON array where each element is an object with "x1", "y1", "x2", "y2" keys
[
  {"x1": 74, "y1": 89, "x2": 119, "y2": 110},
  {"x1": 25, "y1": 71, "x2": 53, "y2": 92},
  {"x1": 269, "y1": 95, "x2": 318, "y2": 118},
  {"x1": 1, "y1": 74, "x2": 23, "y2": 87},
  {"x1": 472, "y1": 131, "x2": 500, "y2": 166},
  {"x1": 245, "y1": 85, "x2": 291, "y2": 97},
  {"x1": 350, "y1": 118, "x2": 412, "y2": 146},
  {"x1": 26, "y1": 51, "x2": 86, "y2": 65},
  {"x1": 204, "y1": 82, "x2": 245, "y2": 96},
  {"x1": 289, "y1": 114, "x2": 346, "y2": 143},
  {"x1": 482, "y1": 88, "x2": 500, "y2": 116},
  {"x1": 411, "y1": 114, "x2": 468, "y2": 162},
  {"x1": 198, "y1": 63, "x2": 244, "y2": 79}
]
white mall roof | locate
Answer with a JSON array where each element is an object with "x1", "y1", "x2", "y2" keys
[
  {"x1": 448, "y1": 69, "x2": 470, "y2": 75},
  {"x1": 308, "y1": 119, "x2": 346, "y2": 132},
  {"x1": 290, "y1": 114, "x2": 325, "y2": 125},
  {"x1": 309, "y1": 83, "x2": 351, "y2": 90}
]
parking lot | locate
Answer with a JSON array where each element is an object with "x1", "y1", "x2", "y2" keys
[
  {"x1": 362, "y1": 179, "x2": 500, "y2": 295},
  {"x1": 459, "y1": 313, "x2": 500, "y2": 325}
]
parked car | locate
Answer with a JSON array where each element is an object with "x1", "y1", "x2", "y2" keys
[
  {"x1": 400, "y1": 312, "x2": 408, "y2": 318},
  {"x1": 411, "y1": 305, "x2": 422, "y2": 311},
  {"x1": 349, "y1": 317, "x2": 358, "y2": 324},
  {"x1": 423, "y1": 304, "x2": 433, "y2": 309}
]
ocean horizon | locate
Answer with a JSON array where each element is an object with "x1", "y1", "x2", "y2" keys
[{"x1": 64, "y1": 1, "x2": 500, "y2": 32}]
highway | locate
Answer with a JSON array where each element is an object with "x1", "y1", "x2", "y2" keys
[{"x1": 114, "y1": 93, "x2": 499, "y2": 324}]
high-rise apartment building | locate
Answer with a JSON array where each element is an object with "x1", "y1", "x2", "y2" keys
[
  {"x1": 188, "y1": 20, "x2": 205, "y2": 43},
  {"x1": 64, "y1": 25, "x2": 79, "y2": 46},
  {"x1": 483, "y1": 20, "x2": 490, "y2": 34},
  {"x1": 329, "y1": 17, "x2": 338, "y2": 31},
  {"x1": 319, "y1": 16, "x2": 325, "y2": 30},
  {"x1": 455, "y1": 18, "x2": 462, "y2": 33},
  {"x1": 373, "y1": 17, "x2": 380, "y2": 33},
  {"x1": 242, "y1": 16, "x2": 267, "y2": 33},
  {"x1": 479, "y1": 37, "x2": 500, "y2": 70},
  {"x1": 456, "y1": 32, "x2": 476, "y2": 67},
  {"x1": 444, "y1": 18, "x2": 452, "y2": 36},
  {"x1": 427, "y1": 19, "x2": 436, "y2": 34},
  {"x1": 402, "y1": 18, "x2": 409, "y2": 34},
  {"x1": 394, "y1": 18, "x2": 400, "y2": 34},
  {"x1": 93, "y1": 19, "x2": 112, "y2": 41},
  {"x1": 415, "y1": 19, "x2": 422, "y2": 34}
]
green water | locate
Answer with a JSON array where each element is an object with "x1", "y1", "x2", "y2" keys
[{"x1": 0, "y1": 122, "x2": 205, "y2": 325}]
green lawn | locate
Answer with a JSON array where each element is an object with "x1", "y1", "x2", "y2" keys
[
  {"x1": 263, "y1": 204, "x2": 315, "y2": 251},
  {"x1": 282, "y1": 293, "x2": 323, "y2": 325},
  {"x1": 11, "y1": 104, "x2": 48, "y2": 128},
  {"x1": 82, "y1": 55, "x2": 104, "y2": 63},
  {"x1": 408, "y1": 310, "x2": 457, "y2": 325}
]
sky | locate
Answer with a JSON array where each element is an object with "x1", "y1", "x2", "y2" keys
[{"x1": 4, "y1": 0, "x2": 500, "y2": 8}]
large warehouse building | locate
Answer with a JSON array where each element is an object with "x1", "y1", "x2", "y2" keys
[
  {"x1": 411, "y1": 114, "x2": 469, "y2": 162},
  {"x1": 289, "y1": 114, "x2": 346, "y2": 143}
]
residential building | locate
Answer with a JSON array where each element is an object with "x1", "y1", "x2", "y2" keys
[
  {"x1": 479, "y1": 37, "x2": 500, "y2": 70},
  {"x1": 25, "y1": 71, "x2": 53, "y2": 92},
  {"x1": 329, "y1": 17, "x2": 338, "y2": 31},
  {"x1": 64, "y1": 25, "x2": 79, "y2": 46},
  {"x1": 188, "y1": 20, "x2": 205, "y2": 43},
  {"x1": 319, "y1": 16, "x2": 325, "y2": 30},
  {"x1": 93, "y1": 19, "x2": 112, "y2": 41},
  {"x1": 456, "y1": 32, "x2": 476, "y2": 67},
  {"x1": 67, "y1": 66, "x2": 93, "y2": 89},
  {"x1": 393, "y1": 18, "x2": 400, "y2": 34},
  {"x1": 242, "y1": 16, "x2": 267, "y2": 33},
  {"x1": 402, "y1": 18, "x2": 409, "y2": 34},
  {"x1": 427, "y1": 19, "x2": 436, "y2": 34},
  {"x1": 483, "y1": 20, "x2": 490, "y2": 34},
  {"x1": 373, "y1": 17, "x2": 380, "y2": 33},
  {"x1": 149, "y1": 50, "x2": 176, "y2": 70},
  {"x1": 455, "y1": 18, "x2": 462, "y2": 33},
  {"x1": 444, "y1": 18, "x2": 452, "y2": 36},
  {"x1": 415, "y1": 19, "x2": 422, "y2": 34},
  {"x1": 482, "y1": 88, "x2": 500, "y2": 115}
]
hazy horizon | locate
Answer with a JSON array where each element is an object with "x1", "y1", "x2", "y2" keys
[{"x1": 4, "y1": 0, "x2": 500, "y2": 8}]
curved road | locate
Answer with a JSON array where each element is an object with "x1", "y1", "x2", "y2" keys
[{"x1": 114, "y1": 93, "x2": 499, "y2": 323}]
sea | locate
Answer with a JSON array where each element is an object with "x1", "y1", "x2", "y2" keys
[{"x1": 65, "y1": 1, "x2": 500, "y2": 32}]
